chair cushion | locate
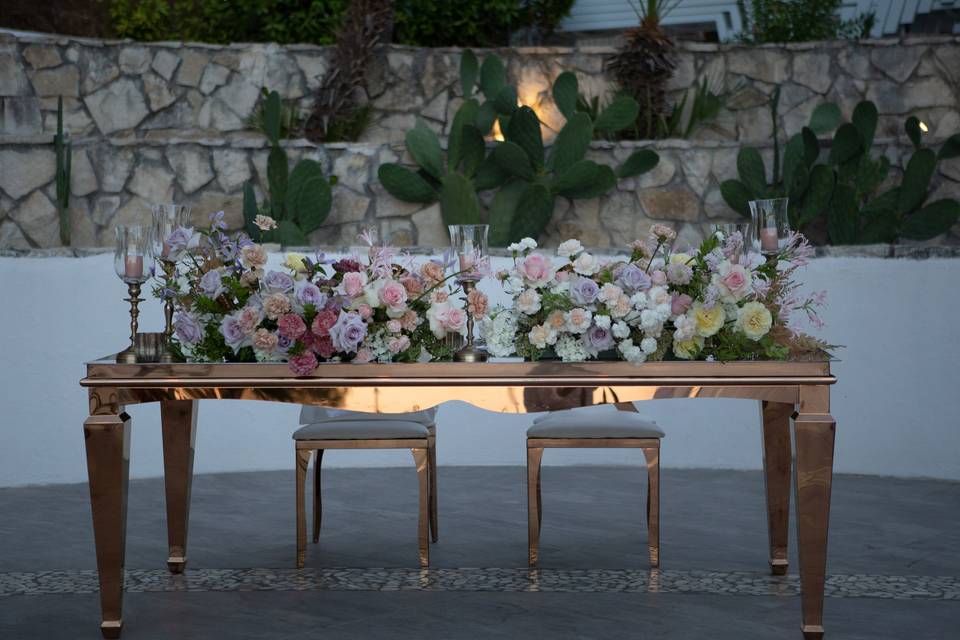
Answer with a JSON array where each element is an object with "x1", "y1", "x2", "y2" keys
[
  {"x1": 527, "y1": 408, "x2": 664, "y2": 439},
  {"x1": 531, "y1": 403, "x2": 621, "y2": 424},
  {"x1": 299, "y1": 406, "x2": 437, "y2": 427},
  {"x1": 293, "y1": 420, "x2": 430, "y2": 441}
]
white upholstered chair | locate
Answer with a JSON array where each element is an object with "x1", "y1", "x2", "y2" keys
[
  {"x1": 293, "y1": 407, "x2": 439, "y2": 568},
  {"x1": 526, "y1": 404, "x2": 663, "y2": 567}
]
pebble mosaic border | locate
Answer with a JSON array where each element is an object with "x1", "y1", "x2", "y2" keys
[{"x1": 2, "y1": 568, "x2": 957, "y2": 601}]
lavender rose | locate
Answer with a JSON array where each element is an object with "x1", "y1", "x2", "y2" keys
[
  {"x1": 295, "y1": 280, "x2": 327, "y2": 308},
  {"x1": 173, "y1": 312, "x2": 203, "y2": 345},
  {"x1": 220, "y1": 313, "x2": 248, "y2": 348},
  {"x1": 163, "y1": 226, "x2": 194, "y2": 260},
  {"x1": 329, "y1": 311, "x2": 367, "y2": 354},
  {"x1": 615, "y1": 264, "x2": 652, "y2": 293},
  {"x1": 199, "y1": 269, "x2": 224, "y2": 298},
  {"x1": 569, "y1": 276, "x2": 599, "y2": 305},
  {"x1": 263, "y1": 270, "x2": 295, "y2": 292},
  {"x1": 583, "y1": 322, "x2": 615, "y2": 354}
]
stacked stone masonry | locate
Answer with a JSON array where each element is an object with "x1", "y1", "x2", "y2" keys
[{"x1": 1, "y1": 32, "x2": 959, "y2": 250}]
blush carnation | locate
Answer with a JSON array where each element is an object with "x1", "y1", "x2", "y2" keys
[
  {"x1": 288, "y1": 352, "x2": 318, "y2": 376},
  {"x1": 311, "y1": 308, "x2": 339, "y2": 337},
  {"x1": 277, "y1": 313, "x2": 307, "y2": 340}
]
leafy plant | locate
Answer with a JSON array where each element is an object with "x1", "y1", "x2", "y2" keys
[
  {"x1": 54, "y1": 96, "x2": 71, "y2": 246},
  {"x1": 304, "y1": 0, "x2": 390, "y2": 142},
  {"x1": 245, "y1": 88, "x2": 302, "y2": 139},
  {"x1": 378, "y1": 51, "x2": 660, "y2": 246},
  {"x1": 242, "y1": 91, "x2": 334, "y2": 246},
  {"x1": 720, "y1": 94, "x2": 960, "y2": 244},
  {"x1": 606, "y1": 0, "x2": 679, "y2": 140},
  {"x1": 736, "y1": 0, "x2": 874, "y2": 43}
]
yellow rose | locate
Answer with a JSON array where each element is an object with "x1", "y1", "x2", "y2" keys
[
  {"x1": 284, "y1": 253, "x2": 307, "y2": 272},
  {"x1": 669, "y1": 252, "x2": 692, "y2": 265},
  {"x1": 737, "y1": 301, "x2": 773, "y2": 341},
  {"x1": 693, "y1": 303, "x2": 726, "y2": 337},
  {"x1": 673, "y1": 336, "x2": 704, "y2": 360}
]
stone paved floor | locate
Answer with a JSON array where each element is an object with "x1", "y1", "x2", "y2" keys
[{"x1": 1, "y1": 467, "x2": 958, "y2": 638}]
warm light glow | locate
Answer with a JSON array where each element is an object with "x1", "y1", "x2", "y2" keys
[
  {"x1": 919, "y1": 121, "x2": 929, "y2": 133},
  {"x1": 491, "y1": 119, "x2": 505, "y2": 142}
]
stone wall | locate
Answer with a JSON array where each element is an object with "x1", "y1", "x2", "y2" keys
[
  {"x1": 2, "y1": 134, "x2": 957, "y2": 251},
  {"x1": 2, "y1": 32, "x2": 960, "y2": 249}
]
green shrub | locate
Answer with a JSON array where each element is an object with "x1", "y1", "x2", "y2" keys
[
  {"x1": 737, "y1": 0, "x2": 874, "y2": 43},
  {"x1": 107, "y1": 0, "x2": 572, "y2": 46}
]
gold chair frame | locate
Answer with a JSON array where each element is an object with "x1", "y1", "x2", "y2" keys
[
  {"x1": 526, "y1": 436, "x2": 661, "y2": 568},
  {"x1": 294, "y1": 427, "x2": 438, "y2": 569}
]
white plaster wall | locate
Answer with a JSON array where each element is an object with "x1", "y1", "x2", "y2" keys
[{"x1": 0, "y1": 253, "x2": 958, "y2": 487}]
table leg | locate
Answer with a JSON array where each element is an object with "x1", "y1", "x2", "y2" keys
[
  {"x1": 84, "y1": 412, "x2": 131, "y2": 639},
  {"x1": 161, "y1": 400, "x2": 198, "y2": 574},
  {"x1": 794, "y1": 386, "x2": 836, "y2": 640},
  {"x1": 761, "y1": 400, "x2": 793, "y2": 575}
]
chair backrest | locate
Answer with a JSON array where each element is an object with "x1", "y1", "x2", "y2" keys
[{"x1": 299, "y1": 405, "x2": 439, "y2": 425}]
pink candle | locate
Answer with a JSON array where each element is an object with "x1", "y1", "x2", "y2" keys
[
  {"x1": 459, "y1": 252, "x2": 476, "y2": 272},
  {"x1": 125, "y1": 255, "x2": 144, "y2": 279},
  {"x1": 760, "y1": 227, "x2": 779, "y2": 253}
]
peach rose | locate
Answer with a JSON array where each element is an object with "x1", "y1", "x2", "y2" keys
[{"x1": 467, "y1": 289, "x2": 488, "y2": 320}]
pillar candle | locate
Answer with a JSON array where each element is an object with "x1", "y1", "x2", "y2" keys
[
  {"x1": 125, "y1": 255, "x2": 144, "y2": 279},
  {"x1": 760, "y1": 227, "x2": 779, "y2": 253}
]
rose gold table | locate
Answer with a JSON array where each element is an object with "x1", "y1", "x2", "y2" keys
[{"x1": 81, "y1": 358, "x2": 836, "y2": 639}]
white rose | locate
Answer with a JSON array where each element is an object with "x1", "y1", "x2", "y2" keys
[
  {"x1": 557, "y1": 239, "x2": 584, "y2": 258},
  {"x1": 363, "y1": 280, "x2": 385, "y2": 308},
  {"x1": 594, "y1": 314, "x2": 612, "y2": 330},
  {"x1": 612, "y1": 321, "x2": 631, "y2": 339},
  {"x1": 572, "y1": 252, "x2": 599, "y2": 276},
  {"x1": 640, "y1": 337, "x2": 658, "y2": 354}
]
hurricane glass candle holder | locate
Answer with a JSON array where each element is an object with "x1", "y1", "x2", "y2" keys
[
  {"x1": 448, "y1": 224, "x2": 489, "y2": 362},
  {"x1": 151, "y1": 203, "x2": 191, "y2": 362},
  {"x1": 748, "y1": 198, "x2": 790, "y2": 256},
  {"x1": 114, "y1": 225, "x2": 153, "y2": 363}
]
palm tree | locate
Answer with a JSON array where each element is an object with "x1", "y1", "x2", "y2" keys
[{"x1": 606, "y1": 0, "x2": 680, "y2": 139}]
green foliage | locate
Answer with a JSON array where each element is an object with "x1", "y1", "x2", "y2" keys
[
  {"x1": 245, "y1": 88, "x2": 302, "y2": 140},
  {"x1": 737, "y1": 0, "x2": 875, "y2": 44},
  {"x1": 379, "y1": 51, "x2": 660, "y2": 245},
  {"x1": 108, "y1": 0, "x2": 572, "y2": 47},
  {"x1": 54, "y1": 96, "x2": 71, "y2": 246},
  {"x1": 720, "y1": 95, "x2": 960, "y2": 244},
  {"x1": 242, "y1": 90, "x2": 333, "y2": 244}
]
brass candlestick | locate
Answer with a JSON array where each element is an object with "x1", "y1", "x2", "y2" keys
[
  {"x1": 159, "y1": 260, "x2": 177, "y2": 363},
  {"x1": 116, "y1": 283, "x2": 143, "y2": 363},
  {"x1": 453, "y1": 280, "x2": 487, "y2": 363}
]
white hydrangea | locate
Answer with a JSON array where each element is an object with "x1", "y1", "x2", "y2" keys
[
  {"x1": 640, "y1": 337, "x2": 658, "y2": 354},
  {"x1": 362, "y1": 328, "x2": 392, "y2": 363},
  {"x1": 481, "y1": 309, "x2": 520, "y2": 357},
  {"x1": 612, "y1": 321, "x2": 631, "y2": 339},
  {"x1": 549, "y1": 281, "x2": 570, "y2": 295},
  {"x1": 594, "y1": 314, "x2": 612, "y2": 330},
  {"x1": 640, "y1": 309, "x2": 660, "y2": 330},
  {"x1": 555, "y1": 334, "x2": 589, "y2": 362},
  {"x1": 617, "y1": 339, "x2": 647, "y2": 364},
  {"x1": 674, "y1": 313, "x2": 697, "y2": 342},
  {"x1": 630, "y1": 291, "x2": 648, "y2": 309}
]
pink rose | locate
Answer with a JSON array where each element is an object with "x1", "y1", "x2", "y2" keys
[
  {"x1": 358, "y1": 303, "x2": 373, "y2": 319},
  {"x1": 288, "y1": 352, "x2": 318, "y2": 376},
  {"x1": 388, "y1": 335, "x2": 410, "y2": 354},
  {"x1": 277, "y1": 313, "x2": 307, "y2": 340},
  {"x1": 353, "y1": 348, "x2": 374, "y2": 364},
  {"x1": 387, "y1": 319, "x2": 402, "y2": 333},
  {"x1": 650, "y1": 270, "x2": 667, "y2": 286},
  {"x1": 378, "y1": 280, "x2": 408, "y2": 309},
  {"x1": 554, "y1": 269, "x2": 570, "y2": 282},
  {"x1": 519, "y1": 253, "x2": 555, "y2": 286},
  {"x1": 341, "y1": 272, "x2": 367, "y2": 298},
  {"x1": 444, "y1": 307, "x2": 467, "y2": 332},
  {"x1": 721, "y1": 266, "x2": 748, "y2": 295},
  {"x1": 671, "y1": 293, "x2": 693, "y2": 316}
]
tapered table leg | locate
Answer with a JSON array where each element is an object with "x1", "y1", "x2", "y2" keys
[
  {"x1": 794, "y1": 386, "x2": 836, "y2": 640},
  {"x1": 161, "y1": 400, "x2": 198, "y2": 574},
  {"x1": 761, "y1": 400, "x2": 793, "y2": 575},
  {"x1": 84, "y1": 412, "x2": 131, "y2": 639}
]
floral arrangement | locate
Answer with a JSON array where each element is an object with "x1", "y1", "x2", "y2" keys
[
  {"x1": 156, "y1": 213, "x2": 479, "y2": 374},
  {"x1": 482, "y1": 225, "x2": 829, "y2": 363}
]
